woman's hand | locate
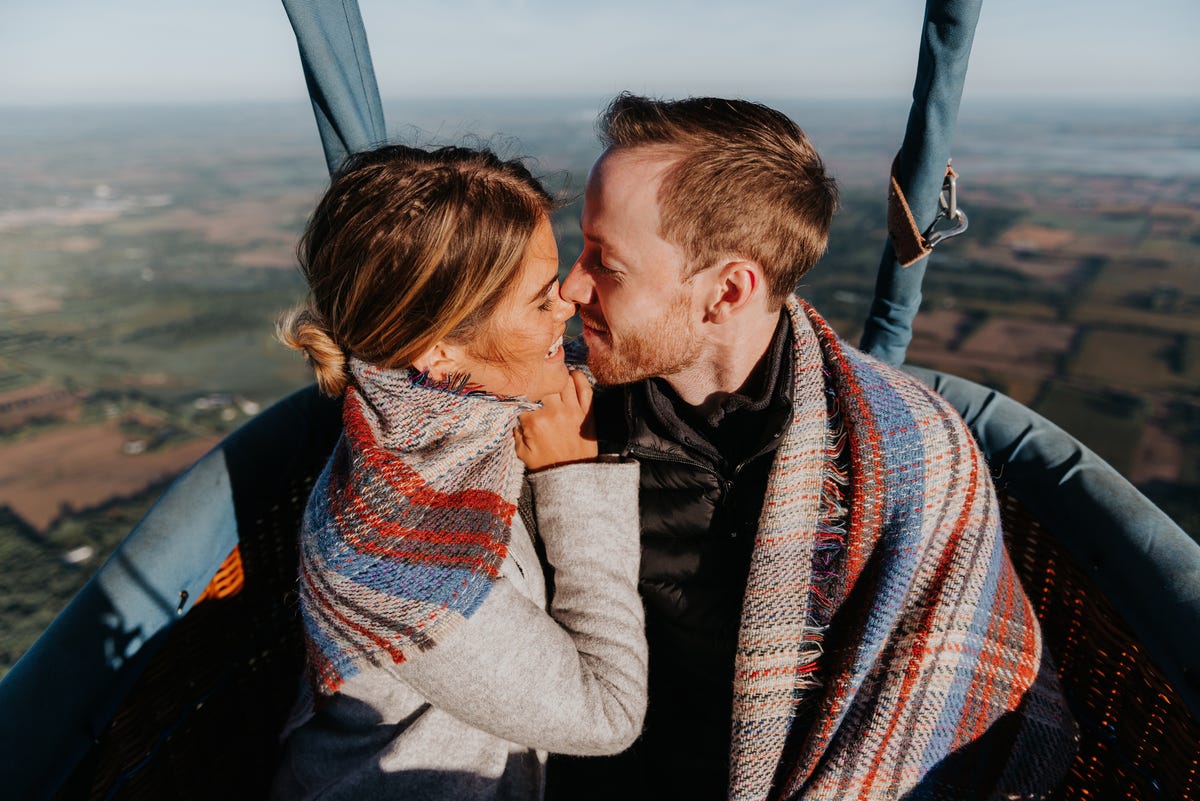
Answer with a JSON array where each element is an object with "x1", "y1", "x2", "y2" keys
[{"x1": 515, "y1": 369, "x2": 598, "y2": 471}]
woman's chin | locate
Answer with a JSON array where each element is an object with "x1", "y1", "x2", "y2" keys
[{"x1": 528, "y1": 364, "x2": 572, "y2": 402}]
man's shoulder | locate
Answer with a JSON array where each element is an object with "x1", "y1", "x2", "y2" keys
[
  {"x1": 829, "y1": 339, "x2": 951, "y2": 404},
  {"x1": 825, "y1": 340, "x2": 979, "y2": 450}
]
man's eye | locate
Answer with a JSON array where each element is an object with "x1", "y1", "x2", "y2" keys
[{"x1": 593, "y1": 261, "x2": 617, "y2": 276}]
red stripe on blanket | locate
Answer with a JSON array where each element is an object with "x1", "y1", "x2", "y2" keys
[
  {"x1": 301, "y1": 561, "x2": 409, "y2": 678},
  {"x1": 856, "y1": 418, "x2": 982, "y2": 800}
]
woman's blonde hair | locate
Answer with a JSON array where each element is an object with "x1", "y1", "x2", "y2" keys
[{"x1": 278, "y1": 145, "x2": 554, "y2": 396}]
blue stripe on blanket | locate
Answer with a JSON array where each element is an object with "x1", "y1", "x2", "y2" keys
[
  {"x1": 920, "y1": 535, "x2": 1006, "y2": 772},
  {"x1": 846, "y1": 351, "x2": 928, "y2": 664}
]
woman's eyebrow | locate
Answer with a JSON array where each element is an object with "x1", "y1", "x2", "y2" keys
[{"x1": 530, "y1": 276, "x2": 557, "y2": 303}]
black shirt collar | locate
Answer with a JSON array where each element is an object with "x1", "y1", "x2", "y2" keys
[{"x1": 639, "y1": 311, "x2": 794, "y2": 469}]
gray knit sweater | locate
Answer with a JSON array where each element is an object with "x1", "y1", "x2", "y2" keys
[{"x1": 271, "y1": 461, "x2": 646, "y2": 800}]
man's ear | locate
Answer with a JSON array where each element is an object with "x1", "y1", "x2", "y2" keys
[
  {"x1": 410, "y1": 340, "x2": 468, "y2": 380},
  {"x1": 704, "y1": 259, "x2": 763, "y2": 324}
]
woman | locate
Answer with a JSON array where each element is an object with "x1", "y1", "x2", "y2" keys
[{"x1": 270, "y1": 144, "x2": 646, "y2": 800}]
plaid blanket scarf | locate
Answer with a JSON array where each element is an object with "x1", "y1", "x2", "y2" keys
[
  {"x1": 298, "y1": 359, "x2": 534, "y2": 696},
  {"x1": 730, "y1": 298, "x2": 1076, "y2": 800}
]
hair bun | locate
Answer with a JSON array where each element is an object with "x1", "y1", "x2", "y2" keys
[{"x1": 277, "y1": 306, "x2": 348, "y2": 397}]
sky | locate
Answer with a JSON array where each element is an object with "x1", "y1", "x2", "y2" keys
[{"x1": 1, "y1": 0, "x2": 1197, "y2": 105}]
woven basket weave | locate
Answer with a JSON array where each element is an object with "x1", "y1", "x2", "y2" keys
[
  {"x1": 52, "y1": 481, "x2": 1199, "y2": 800},
  {"x1": 1000, "y1": 493, "x2": 1200, "y2": 801},
  {"x1": 53, "y1": 470, "x2": 314, "y2": 801}
]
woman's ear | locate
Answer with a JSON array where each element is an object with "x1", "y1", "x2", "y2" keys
[{"x1": 410, "y1": 340, "x2": 468, "y2": 381}]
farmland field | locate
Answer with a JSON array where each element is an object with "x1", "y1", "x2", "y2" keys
[{"x1": 1, "y1": 97, "x2": 1197, "y2": 674}]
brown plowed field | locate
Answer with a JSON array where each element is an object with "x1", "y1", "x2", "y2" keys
[
  {"x1": 0, "y1": 422, "x2": 217, "y2": 532},
  {"x1": 959, "y1": 318, "x2": 1077, "y2": 363},
  {"x1": 0, "y1": 383, "x2": 81, "y2": 431}
]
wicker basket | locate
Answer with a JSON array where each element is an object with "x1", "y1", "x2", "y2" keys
[
  {"x1": 51, "y1": 463, "x2": 1200, "y2": 800},
  {"x1": 54, "y1": 469, "x2": 315, "y2": 801},
  {"x1": 1001, "y1": 493, "x2": 1200, "y2": 801}
]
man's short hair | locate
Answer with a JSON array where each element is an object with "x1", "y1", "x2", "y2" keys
[{"x1": 599, "y1": 93, "x2": 839, "y2": 304}]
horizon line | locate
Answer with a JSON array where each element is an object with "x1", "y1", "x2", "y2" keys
[{"x1": 1, "y1": 93, "x2": 1198, "y2": 111}]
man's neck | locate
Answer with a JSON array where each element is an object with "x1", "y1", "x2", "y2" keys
[{"x1": 662, "y1": 306, "x2": 784, "y2": 415}]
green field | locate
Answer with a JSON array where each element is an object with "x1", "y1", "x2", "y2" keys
[{"x1": 1, "y1": 100, "x2": 1197, "y2": 673}]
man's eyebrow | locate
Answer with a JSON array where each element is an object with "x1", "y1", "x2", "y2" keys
[
  {"x1": 530, "y1": 276, "x2": 557, "y2": 303},
  {"x1": 584, "y1": 229, "x2": 621, "y2": 259}
]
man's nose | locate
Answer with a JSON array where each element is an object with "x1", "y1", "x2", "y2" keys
[{"x1": 560, "y1": 260, "x2": 593, "y2": 305}]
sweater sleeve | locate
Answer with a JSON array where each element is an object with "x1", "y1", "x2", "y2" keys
[{"x1": 379, "y1": 459, "x2": 647, "y2": 756}]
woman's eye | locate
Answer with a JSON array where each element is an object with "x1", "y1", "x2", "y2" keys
[{"x1": 538, "y1": 292, "x2": 557, "y2": 311}]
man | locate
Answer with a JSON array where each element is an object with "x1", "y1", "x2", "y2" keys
[{"x1": 548, "y1": 94, "x2": 1076, "y2": 801}]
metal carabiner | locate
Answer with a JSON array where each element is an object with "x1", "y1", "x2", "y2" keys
[{"x1": 922, "y1": 160, "x2": 969, "y2": 249}]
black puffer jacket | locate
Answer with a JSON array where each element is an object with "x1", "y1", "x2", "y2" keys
[{"x1": 549, "y1": 319, "x2": 794, "y2": 801}]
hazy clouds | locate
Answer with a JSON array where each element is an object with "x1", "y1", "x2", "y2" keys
[{"x1": 1, "y1": 0, "x2": 1196, "y2": 105}]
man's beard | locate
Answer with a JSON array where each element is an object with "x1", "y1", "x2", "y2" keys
[{"x1": 584, "y1": 286, "x2": 702, "y2": 385}]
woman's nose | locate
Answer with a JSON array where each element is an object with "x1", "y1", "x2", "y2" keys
[{"x1": 553, "y1": 290, "x2": 576, "y2": 321}]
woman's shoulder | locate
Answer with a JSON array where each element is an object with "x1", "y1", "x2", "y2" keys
[{"x1": 501, "y1": 499, "x2": 549, "y2": 611}]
